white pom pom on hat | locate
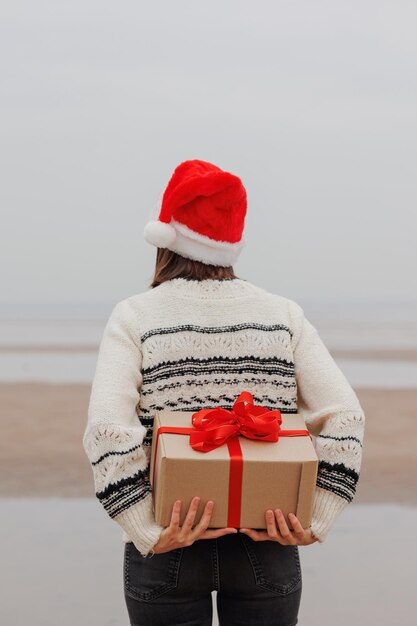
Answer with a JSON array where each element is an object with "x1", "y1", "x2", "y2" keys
[{"x1": 144, "y1": 220, "x2": 177, "y2": 248}]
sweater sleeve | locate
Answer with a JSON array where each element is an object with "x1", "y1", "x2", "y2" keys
[
  {"x1": 289, "y1": 301, "x2": 366, "y2": 542},
  {"x1": 82, "y1": 298, "x2": 164, "y2": 557}
]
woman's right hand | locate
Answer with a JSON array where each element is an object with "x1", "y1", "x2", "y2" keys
[{"x1": 152, "y1": 496, "x2": 238, "y2": 554}]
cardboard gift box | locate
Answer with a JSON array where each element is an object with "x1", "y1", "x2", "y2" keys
[{"x1": 149, "y1": 391, "x2": 318, "y2": 530}]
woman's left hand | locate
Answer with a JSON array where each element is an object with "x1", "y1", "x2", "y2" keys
[{"x1": 239, "y1": 509, "x2": 318, "y2": 546}]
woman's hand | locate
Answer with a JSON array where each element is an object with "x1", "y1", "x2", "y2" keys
[
  {"x1": 152, "y1": 496, "x2": 238, "y2": 554},
  {"x1": 239, "y1": 509, "x2": 318, "y2": 546}
]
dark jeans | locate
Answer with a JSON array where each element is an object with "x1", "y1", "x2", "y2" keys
[{"x1": 123, "y1": 531, "x2": 302, "y2": 626}]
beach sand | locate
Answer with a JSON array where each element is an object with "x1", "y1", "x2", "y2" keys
[{"x1": 1, "y1": 383, "x2": 416, "y2": 503}]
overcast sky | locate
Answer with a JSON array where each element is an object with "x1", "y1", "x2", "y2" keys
[{"x1": 1, "y1": 0, "x2": 416, "y2": 311}]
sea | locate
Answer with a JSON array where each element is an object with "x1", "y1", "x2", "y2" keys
[{"x1": 0, "y1": 298, "x2": 416, "y2": 387}]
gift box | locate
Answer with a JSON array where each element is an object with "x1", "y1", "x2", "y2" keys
[{"x1": 149, "y1": 391, "x2": 318, "y2": 530}]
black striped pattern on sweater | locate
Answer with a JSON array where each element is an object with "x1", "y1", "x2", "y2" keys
[
  {"x1": 141, "y1": 322, "x2": 293, "y2": 343},
  {"x1": 91, "y1": 443, "x2": 142, "y2": 466},
  {"x1": 142, "y1": 355, "x2": 295, "y2": 385},
  {"x1": 138, "y1": 398, "x2": 297, "y2": 417},
  {"x1": 141, "y1": 376, "x2": 297, "y2": 397},
  {"x1": 96, "y1": 467, "x2": 152, "y2": 518},
  {"x1": 316, "y1": 434, "x2": 363, "y2": 447},
  {"x1": 316, "y1": 460, "x2": 359, "y2": 502}
]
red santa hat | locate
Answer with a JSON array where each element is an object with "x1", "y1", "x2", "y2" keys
[{"x1": 144, "y1": 159, "x2": 247, "y2": 266}]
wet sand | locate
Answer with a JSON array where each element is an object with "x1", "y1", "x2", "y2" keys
[
  {"x1": 0, "y1": 383, "x2": 416, "y2": 503},
  {"x1": 1, "y1": 498, "x2": 416, "y2": 626}
]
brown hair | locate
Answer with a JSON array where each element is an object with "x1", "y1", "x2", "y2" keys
[{"x1": 149, "y1": 247, "x2": 238, "y2": 288}]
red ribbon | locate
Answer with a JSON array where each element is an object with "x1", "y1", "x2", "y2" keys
[{"x1": 151, "y1": 391, "x2": 311, "y2": 527}]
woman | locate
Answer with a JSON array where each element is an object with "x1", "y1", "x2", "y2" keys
[{"x1": 83, "y1": 159, "x2": 365, "y2": 626}]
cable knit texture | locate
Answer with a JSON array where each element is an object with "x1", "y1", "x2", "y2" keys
[{"x1": 82, "y1": 277, "x2": 365, "y2": 557}]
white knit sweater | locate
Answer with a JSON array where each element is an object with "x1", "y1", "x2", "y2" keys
[{"x1": 82, "y1": 277, "x2": 365, "y2": 557}]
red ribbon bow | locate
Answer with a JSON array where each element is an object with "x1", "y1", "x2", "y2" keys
[{"x1": 189, "y1": 390, "x2": 286, "y2": 452}]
